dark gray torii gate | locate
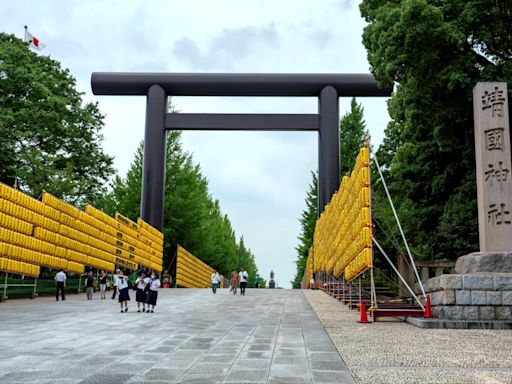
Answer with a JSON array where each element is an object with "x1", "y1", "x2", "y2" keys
[{"x1": 91, "y1": 73, "x2": 391, "y2": 231}]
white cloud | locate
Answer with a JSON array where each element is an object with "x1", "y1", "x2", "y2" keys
[{"x1": 0, "y1": 0, "x2": 390, "y2": 287}]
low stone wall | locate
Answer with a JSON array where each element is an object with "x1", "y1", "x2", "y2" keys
[{"x1": 423, "y1": 273, "x2": 512, "y2": 320}]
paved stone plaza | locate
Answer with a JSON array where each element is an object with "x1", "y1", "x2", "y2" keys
[
  {"x1": 305, "y1": 290, "x2": 512, "y2": 384},
  {"x1": 0, "y1": 289, "x2": 355, "y2": 384}
]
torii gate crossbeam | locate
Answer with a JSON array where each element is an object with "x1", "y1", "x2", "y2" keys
[{"x1": 91, "y1": 73, "x2": 392, "y2": 231}]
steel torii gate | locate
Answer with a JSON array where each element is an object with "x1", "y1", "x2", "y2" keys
[{"x1": 91, "y1": 73, "x2": 392, "y2": 231}]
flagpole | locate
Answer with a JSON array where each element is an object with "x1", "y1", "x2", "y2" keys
[{"x1": 24, "y1": 25, "x2": 28, "y2": 42}]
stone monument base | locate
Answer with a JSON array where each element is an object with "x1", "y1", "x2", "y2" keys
[
  {"x1": 422, "y1": 272, "x2": 512, "y2": 320},
  {"x1": 417, "y1": 252, "x2": 512, "y2": 325},
  {"x1": 455, "y1": 252, "x2": 512, "y2": 274},
  {"x1": 405, "y1": 316, "x2": 512, "y2": 329}
]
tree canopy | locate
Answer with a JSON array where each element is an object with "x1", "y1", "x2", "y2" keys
[
  {"x1": 0, "y1": 33, "x2": 114, "y2": 204},
  {"x1": 340, "y1": 98, "x2": 369, "y2": 176},
  {"x1": 360, "y1": 0, "x2": 512, "y2": 260}
]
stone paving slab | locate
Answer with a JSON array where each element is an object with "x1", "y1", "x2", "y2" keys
[
  {"x1": 304, "y1": 289, "x2": 512, "y2": 384},
  {"x1": 0, "y1": 289, "x2": 355, "y2": 384}
]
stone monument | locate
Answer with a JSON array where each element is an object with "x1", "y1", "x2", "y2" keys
[
  {"x1": 458, "y1": 82, "x2": 512, "y2": 268},
  {"x1": 417, "y1": 82, "x2": 512, "y2": 328}
]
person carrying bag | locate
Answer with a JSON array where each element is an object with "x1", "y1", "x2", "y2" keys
[
  {"x1": 145, "y1": 272, "x2": 161, "y2": 313},
  {"x1": 239, "y1": 267, "x2": 248, "y2": 296}
]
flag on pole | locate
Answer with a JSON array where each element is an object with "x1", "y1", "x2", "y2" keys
[{"x1": 24, "y1": 26, "x2": 45, "y2": 50}]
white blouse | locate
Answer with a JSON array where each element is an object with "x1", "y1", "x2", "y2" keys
[
  {"x1": 136, "y1": 277, "x2": 149, "y2": 289},
  {"x1": 149, "y1": 279, "x2": 161, "y2": 291},
  {"x1": 116, "y1": 277, "x2": 128, "y2": 289}
]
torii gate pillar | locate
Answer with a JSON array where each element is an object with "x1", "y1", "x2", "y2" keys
[{"x1": 91, "y1": 72, "x2": 392, "y2": 230}]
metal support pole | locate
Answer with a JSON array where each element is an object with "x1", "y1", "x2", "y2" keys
[
  {"x1": 33, "y1": 278, "x2": 37, "y2": 299},
  {"x1": 370, "y1": 264, "x2": 376, "y2": 309},
  {"x1": 318, "y1": 86, "x2": 340, "y2": 216},
  {"x1": 373, "y1": 154, "x2": 426, "y2": 300},
  {"x1": 3, "y1": 274, "x2": 7, "y2": 299},
  {"x1": 141, "y1": 84, "x2": 167, "y2": 231},
  {"x1": 373, "y1": 238, "x2": 425, "y2": 310},
  {"x1": 349, "y1": 281, "x2": 352, "y2": 308},
  {"x1": 358, "y1": 276, "x2": 362, "y2": 306}
]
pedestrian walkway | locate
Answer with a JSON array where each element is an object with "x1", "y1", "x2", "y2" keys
[{"x1": 0, "y1": 289, "x2": 355, "y2": 384}]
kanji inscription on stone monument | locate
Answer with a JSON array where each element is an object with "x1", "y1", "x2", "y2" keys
[{"x1": 473, "y1": 82, "x2": 512, "y2": 252}]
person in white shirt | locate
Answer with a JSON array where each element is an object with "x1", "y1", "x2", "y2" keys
[
  {"x1": 115, "y1": 270, "x2": 130, "y2": 313},
  {"x1": 211, "y1": 270, "x2": 220, "y2": 294},
  {"x1": 100, "y1": 270, "x2": 108, "y2": 299},
  {"x1": 111, "y1": 269, "x2": 120, "y2": 300},
  {"x1": 239, "y1": 267, "x2": 248, "y2": 296},
  {"x1": 54, "y1": 269, "x2": 66, "y2": 301},
  {"x1": 145, "y1": 272, "x2": 161, "y2": 313},
  {"x1": 135, "y1": 272, "x2": 149, "y2": 312}
]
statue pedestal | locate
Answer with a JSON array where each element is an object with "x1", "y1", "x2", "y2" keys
[
  {"x1": 418, "y1": 252, "x2": 512, "y2": 326},
  {"x1": 269, "y1": 280, "x2": 276, "y2": 289}
]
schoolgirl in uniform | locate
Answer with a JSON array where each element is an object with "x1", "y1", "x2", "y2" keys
[
  {"x1": 145, "y1": 272, "x2": 161, "y2": 313},
  {"x1": 116, "y1": 270, "x2": 130, "y2": 312},
  {"x1": 135, "y1": 272, "x2": 149, "y2": 312}
]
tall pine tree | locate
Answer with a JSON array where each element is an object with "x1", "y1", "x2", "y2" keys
[
  {"x1": 291, "y1": 98, "x2": 368, "y2": 287},
  {"x1": 340, "y1": 98, "x2": 369, "y2": 176}
]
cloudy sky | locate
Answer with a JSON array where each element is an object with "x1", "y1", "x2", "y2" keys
[{"x1": 1, "y1": 0, "x2": 390, "y2": 288}]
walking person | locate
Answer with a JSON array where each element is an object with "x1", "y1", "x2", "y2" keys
[
  {"x1": 85, "y1": 271, "x2": 95, "y2": 300},
  {"x1": 211, "y1": 270, "x2": 220, "y2": 294},
  {"x1": 145, "y1": 272, "x2": 161, "y2": 313},
  {"x1": 230, "y1": 270, "x2": 239, "y2": 295},
  {"x1": 111, "y1": 269, "x2": 120, "y2": 300},
  {"x1": 116, "y1": 270, "x2": 130, "y2": 312},
  {"x1": 55, "y1": 269, "x2": 66, "y2": 301},
  {"x1": 99, "y1": 270, "x2": 107, "y2": 299},
  {"x1": 135, "y1": 272, "x2": 149, "y2": 312},
  {"x1": 239, "y1": 267, "x2": 248, "y2": 296}
]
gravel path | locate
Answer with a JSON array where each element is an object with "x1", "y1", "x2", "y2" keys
[{"x1": 303, "y1": 289, "x2": 512, "y2": 384}]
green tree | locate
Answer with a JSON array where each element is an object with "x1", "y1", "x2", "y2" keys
[
  {"x1": 340, "y1": 97, "x2": 369, "y2": 176},
  {"x1": 97, "y1": 130, "x2": 258, "y2": 280},
  {"x1": 0, "y1": 33, "x2": 114, "y2": 204},
  {"x1": 291, "y1": 173, "x2": 318, "y2": 288},
  {"x1": 360, "y1": 0, "x2": 511, "y2": 260}
]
